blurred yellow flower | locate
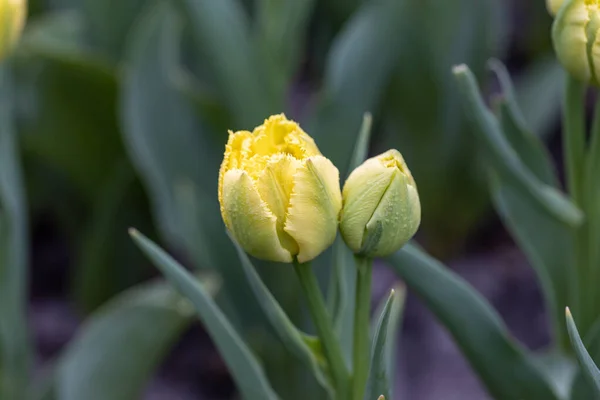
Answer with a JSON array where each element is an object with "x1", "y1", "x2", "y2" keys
[
  {"x1": 552, "y1": 0, "x2": 600, "y2": 84},
  {"x1": 0, "y1": 0, "x2": 26, "y2": 61},
  {"x1": 340, "y1": 149, "x2": 420, "y2": 258},
  {"x1": 219, "y1": 114, "x2": 342, "y2": 263},
  {"x1": 547, "y1": 0, "x2": 565, "y2": 16}
]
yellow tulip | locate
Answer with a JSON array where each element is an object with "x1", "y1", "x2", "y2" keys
[
  {"x1": 552, "y1": 0, "x2": 600, "y2": 84},
  {"x1": 219, "y1": 114, "x2": 342, "y2": 263},
  {"x1": 547, "y1": 0, "x2": 565, "y2": 16},
  {"x1": 0, "y1": 0, "x2": 26, "y2": 61},
  {"x1": 340, "y1": 149, "x2": 420, "y2": 258}
]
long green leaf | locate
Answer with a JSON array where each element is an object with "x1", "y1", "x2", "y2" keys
[
  {"x1": 0, "y1": 65, "x2": 30, "y2": 400},
  {"x1": 484, "y1": 60, "x2": 571, "y2": 350},
  {"x1": 176, "y1": 0, "x2": 276, "y2": 126},
  {"x1": 254, "y1": 0, "x2": 316, "y2": 92},
  {"x1": 15, "y1": 15, "x2": 123, "y2": 201},
  {"x1": 327, "y1": 114, "x2": 373, "y2": 367},
  {"x1": 567, "y1": 308, "x2": 600, "y2": 397},
  {"x1": 490, "y1": 172, "x2": 573, "y2": 352},
  {"x1": 15, "y1": 10, "x2": 152, "y2": 313},
  {"x1": 453, "y1": 64, "x2": 582, "y2": 227},
  {"x1": 234, "y1": 241, "x2": 333, "y2": 396},
  {"x1": 570, "y1": 318, "x2": 600, "y2": 399},
  {"x1": 514, "y1": 58, "x2": 564, "y2": 140},
  {"x1": 121, "y1": 2, "x2": 217, "y2": 243},
  {"x1": 347, "y1": 113, "x2": 373, "y2": 178},
  {"x1": 130, "y1": 229, "x2": 279, "y2": 400},
  {"x1": 365, "y1": 286, "x2": 405, "y2": 400},
  {"x1": 73, "y1": 162, "x2": 154, "y2": 311},
  {"x1": 81, "y1": 0, "x2": 149, "y2": 60},
  {"x1": 387, "y1": 244, "x2": 560, "y2": 400},
  {"x1": 120, "y1": 1, "x2": 258, "y2": 332},
  {"x1": 310, "y1": 0, "x2": 406, "y2": 171},
  {"x1": 488, "y1": 59, "x2": 558, "y2": 187},
  {"x1": 56, "y1": 278, "x2": 204, "y2": 400}
]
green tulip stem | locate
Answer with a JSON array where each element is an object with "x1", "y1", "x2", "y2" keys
[
  {"x1": 587, "y1": 98, "x2": 600, "y2": 321},
  {"x1": 564, "y1": 74, "x2": 586, "y2": 205},
  {"x1": 352, "y1": 255, "x2": 373, "y2": 400},
  {"x1": 293, "y1": 260, "x2": 350, "y2": 400},
  {"x1": 564, "y1": 75, "x2": 590, "y2": 335}
]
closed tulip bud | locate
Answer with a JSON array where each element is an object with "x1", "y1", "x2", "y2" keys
[
  {"x1": 0, "y1": 0, "x2": 26, "y2": 61},
  {"x1": 552, "y1": 0, "x2": 600, "y2": 84},
  {"x1": 340, "y1": 150, "x2": 420, "y2": 258},
  {"x1": 218, "y1": 114, "x2": 342, "y2": 263},
  {"x1": 547, "y1": 0, "x2": 565, "y2": 16}
]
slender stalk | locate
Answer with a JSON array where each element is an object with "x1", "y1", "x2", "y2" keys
[
  {"x1": 564, "y1": 76, "x2": 586, "y2": 204},
  {"x1": 584, "y1": 96, "x2": 600, "y2": 331},
  {"x1": 293, "y1": 260, "x2": 349, "y2": 400},
  {"x1": 352, "y1": 256, "x2": 373, "y2": 400},
  {"x1": 563, "y1": 75, "x2": 588, "y2": 334}
]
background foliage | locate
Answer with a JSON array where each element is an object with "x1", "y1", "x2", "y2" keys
[{"x1": 0, "y1": 0, "x2": 578, "y2": 399}]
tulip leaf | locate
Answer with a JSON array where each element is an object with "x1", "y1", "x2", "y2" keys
[
  {"x1": 15, "y1": 11, "x2": 154, "y2": 312},
  {"x1": 347, "y1": 113, "x2": 373, "y2": 178},
  {"x1": 514, "y1": 57, "x2": 564, "y2": 142},
  {"x1": 457, "y1": 61, "x2": 573, "y2": 350},
  {"x1": 387, "y1": 244, "x2": 560, "y2": 400},
  {"x1": 121, "y1": 2, "x2": 264, "y2": 338},
  {"x1": 255, "y1": 0, "x2": 316, "y2": 91},
  {"x1": 121, "y1": 2, "x2": 216, "y2": 243},
  {"x1": 130, "y1": 229, "x2": 279, "y2": 400},
  {"x1": 15, "y1": 12, "x2": 123, "y2": 202},
  {"x1": 0, "y1": 66, "x2": 29, "y2": 400},
  {"x1": 176, "y1": 0, "x2": 277, "y2": 127},
  {"x1": 81, "y1": 0, "x2": 149, "y2": 60},
  {"x1": 233, "y1": 240, "x2": 333, "y2": 396},
  {"x1": 56, "y1": 278, "x2": 203, "y2": 400},
  {"x1": 327, "y1": 236, "x2": 355, "y2": 369},
  {"x1": 327, "y1": 113, "x2": 373, "y2": 367},
  {"x1": 453, "y1": 64, "x2": 582, "y2": 227},
  {"x1": 365, "y1": 286, "x2": 406, "y2": 400},
  {"x1": 310, "y1": 0, "x2": 407, "y2": 171},
  {"x1": 570, "y1": 318, "x2": 600, "y2": 399},
  {"x1": 488, "y1": 59, "x2": 558, "y2": 187},
  {"x1": 490, "y1": 172, "x2": 572, "y2": 353},
  {"x1": 567, "y1": 309, "x2": 600, "y2": 397}
]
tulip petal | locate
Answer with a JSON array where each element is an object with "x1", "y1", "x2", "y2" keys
[
  {"x1": 285, "y1": 156, "x2": 342, "y2": 263},
  {"x1": 553, "y1": 0, "x2": 592, "y2": 82},
  {"x1": 256, "y1": 155, "x2": 300, "y2": 255},
  {"x1": 588, "y1": 8, "x2": 600, "y2": 83},
  {"x1": 363, "y1": 172, "x2": 421, "y2": 257},
  {"x1": 340, "y1": 159, "x2": 395, "y2": 252},
  {"x1": 222, "y1": 169, "x2": 293, "y2": 263}
]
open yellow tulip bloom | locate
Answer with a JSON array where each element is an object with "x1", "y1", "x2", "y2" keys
[
  {"x1": 0, "y1": 0, "x2": 26, "y2": 61},
  {"x1": 219, "y1": 114, "x2": 342, "y2": 263},
  {"x1": 552, "y1": 0, "x2": 600, "y2": 84},
  {"x1": 340, "y1": 149, "x2": 420, "y2": 258}
]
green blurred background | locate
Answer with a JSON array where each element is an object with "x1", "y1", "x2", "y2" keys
[{"x1": 1, "y1": 0, "x2": 567, "y2": 398}]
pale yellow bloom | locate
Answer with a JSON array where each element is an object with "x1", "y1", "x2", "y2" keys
[
  {"x1": 552, "y1": 0, "x2": 600, "y2": 84},
  {"x1": 0, "y1": 0, "x2": 26, "y2": 61},
  {"x1": 219, "y1": 114, "x2": 342, "y2": 263},
  {"x1": 340, "y1": 150, "x2": 420, "y2": 258},
  {"x1": 547, "y1": 0, "x2": 565, "y2": 16}
]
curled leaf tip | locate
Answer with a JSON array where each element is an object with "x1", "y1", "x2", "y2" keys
[
  {"x1": 452, "y1": 64, "x2": 469, "y2": 75},
  {"x1": 566, "y1": 307, "x2": 572, "y2": 317},
  {"x1": 128, "y1": 228, "x2": 140, "y2": 237}
]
